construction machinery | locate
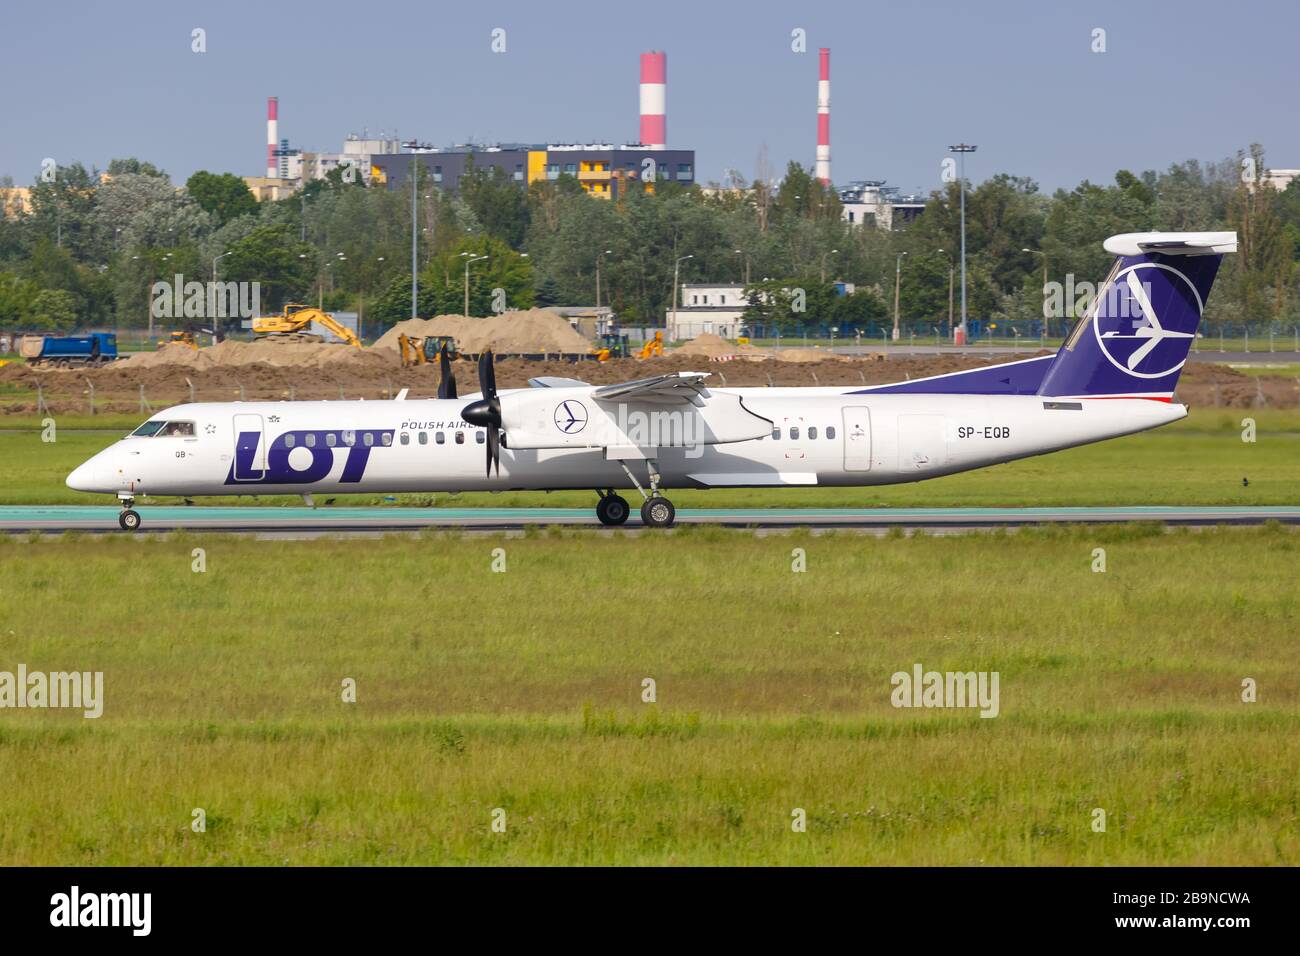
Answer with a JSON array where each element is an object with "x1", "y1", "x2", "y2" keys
[
  {"x1": 398, "y1": 334, "x2": 459, "y2": 368},
  {"x1": 157, "y1": 330, "x2": 200, "y2": 350},
  {"x1": 637, "y1": 330, "x2": 665, "y2": 359},
  {"x1": 251, "y1": 305, "x2": 362, "y2": 347},
  {"x1": 590, "y1": 331, "x2": 629, "y2": 362},
  {"x1": 21, "y1": 332, "x2": 119, "y2": 368}
]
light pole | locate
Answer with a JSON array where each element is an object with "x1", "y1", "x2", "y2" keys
[
  {"x1": 892, "y1": 251, "x2": 908, "y2": 341},
  {"x1": 320, "y1": 253, "x2": 345, "y2": 310},
  {"x1": 1022, "y1": 247, "x2": 1048, "y2": 337},
  {"x1": 463, "y1": 255, "x2": 488, "y2": 317},
  {"x1": 820, "y1": 248, "x2": 839, "y2": 284},
  {"x1": 734, "y1": 249, "x2": 750, "y2": 286},
  {"x1": 671, "y1": 254, "x2": 693, "y2": 338},
  {"x1": 402, "y1": 141, "x2": 432, "y2": 320},
  {"x1": 595, "y1": 249, "x2": 612, "y2": 309},
  {"x1": 936, "y1": 248, "x2": 954, "y2": 339},
  {"x1": 949, "y1": 143, "x2": 977, "y2": 343},
  {"x1": 211, "y1": 252, "x2": 233, "y2": 341}
]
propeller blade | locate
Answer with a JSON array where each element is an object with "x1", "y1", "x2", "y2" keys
[
  {"x1": 480, "y1": 349, "x2": 497, "y2": 399},
  {"x1": 437, "y1": 345, "x2": 457, "y2": 400},
  {"x1": 485, "y1": 425, "x2": 500, "y2": 477}
]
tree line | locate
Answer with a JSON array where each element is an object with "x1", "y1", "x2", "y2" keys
[{"x1": 1, "y1": 144, "x2": 1296, "y2": 337}]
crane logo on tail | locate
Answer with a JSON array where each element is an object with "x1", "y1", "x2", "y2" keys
[{"x1": 1094, "y1": 263, "x2": 1202, "y2": 380}]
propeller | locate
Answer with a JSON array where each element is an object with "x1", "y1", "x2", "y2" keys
[
  {"x1": 437, "y1": 344, "x2": 457, "y2": 400},
  {"x1": 461, "y1": 350, "x2": 502, "y2": 476}
]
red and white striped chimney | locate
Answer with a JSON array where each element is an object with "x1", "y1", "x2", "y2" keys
[
  {"x1": 639, "y1": 52, "x2": 666, "y2": 149},
  {"x1": 266, "y1": 96, "x2": 279, "y2": 179},
  {"x1": 815, "y1": 49, "x2": 831, "y2": 185}
]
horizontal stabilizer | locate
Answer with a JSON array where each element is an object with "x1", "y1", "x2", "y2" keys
[{"x1": 1103, "y1": 232, "x2": 1237, "y2": 256}]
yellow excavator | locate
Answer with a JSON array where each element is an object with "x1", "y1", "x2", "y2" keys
[
  {"x1": 157, "y1": 330, "x2": 200, "y2": 350},
  {"x1": 251, "y1": 304, "x2": 362, "y2": 347},
  {"x1": 398, "y1": 334, "x2": 458, "y2": 368},
  {"x1": 637, "y1": 330, "x2": 664, "y2": 359}
]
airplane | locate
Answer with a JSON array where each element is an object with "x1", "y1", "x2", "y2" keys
[{"x1": 66, "y1": 231, "x2": 1236, "y2": 531}]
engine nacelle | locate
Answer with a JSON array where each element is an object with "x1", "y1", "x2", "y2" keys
[{"x1": 499, "y1": 388, "x2": 772, "y2": 451}]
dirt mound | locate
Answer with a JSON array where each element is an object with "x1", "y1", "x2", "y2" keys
[
  {"x1": 771, "y1": 347, "x2": 848, "y2": 363},
  {"x1": 373, "y1": 309, "x2": 593, "y2": 354},
  {"x1": 673, "y1": 333, "x2": 762, "y2": 359}
]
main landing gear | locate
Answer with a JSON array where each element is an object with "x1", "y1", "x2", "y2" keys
[
  {"x1": 118, "y1": 495, "x2": 141, "y2": 532},
  {"x1": 601, "y1": 458, "x2": 677, "y2": 529},
  {"x1": 595, "y1": 491, "x2": 631, "y2": 526}
]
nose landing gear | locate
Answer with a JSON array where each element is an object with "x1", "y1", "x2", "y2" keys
[{"x1": 117, "y1": 495, "x2": 141, "y2": 531}]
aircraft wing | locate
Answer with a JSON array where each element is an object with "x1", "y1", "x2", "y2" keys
[{"x1": 591, "y1": 372, "x2": 712, "y2": 406}]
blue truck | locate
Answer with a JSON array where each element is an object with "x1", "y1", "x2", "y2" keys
[{"x1": 19, "y1": 332, "x2": 119, "y2": 368}]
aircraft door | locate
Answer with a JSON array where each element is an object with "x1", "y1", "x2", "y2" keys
[
  {"x1": 232, "y1": 413, "x2": 265, "y2": 480},
  {"x1": 842, "y1": 406, "x2": 872, "y2": 471}
]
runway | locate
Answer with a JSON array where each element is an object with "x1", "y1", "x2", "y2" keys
[{"x1": 1, "y1": 504, "x2": 1297, "y2": 536}]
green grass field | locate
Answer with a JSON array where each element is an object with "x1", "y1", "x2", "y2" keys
[
  {"x1": 2, "y1": 408, "x2": 1296, "y2": 508},
  {"x1": 0, "y1": 526, "x2": 1295, "y2": 864}
]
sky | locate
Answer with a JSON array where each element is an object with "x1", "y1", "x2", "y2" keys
[{"x1": 2, "y1": 0, "x2": 1297, "y2": 195}]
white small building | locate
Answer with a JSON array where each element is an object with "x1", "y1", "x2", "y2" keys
[
  {"x1": 666, "y1": 283, "x2": 749, "y2": 340},
  {"x1": 839, "y1": 180, "x2": 926, "y2": 230}
]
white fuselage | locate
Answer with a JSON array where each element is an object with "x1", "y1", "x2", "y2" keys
[{"x1": 66, "y1": 387, "x2": 1186, "y2": 499}]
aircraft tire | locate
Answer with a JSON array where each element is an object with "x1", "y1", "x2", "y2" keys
[
  {"x1": 640, "y1": 496, "x2": 675, "y2": 528},
  {"x1": 596, "y1": 494, "x2": 631, "y2": 526}
]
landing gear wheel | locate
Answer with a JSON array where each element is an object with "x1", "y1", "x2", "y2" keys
[
  {"x1": 596, "y1": 494, "x2": 630, "y2": 526},
  {"x1": 119, "y1": 509, "x2": 141, "y2": 532},
  {"x1": 640, "y1": 496, "x2": 675, "y2": 528}
]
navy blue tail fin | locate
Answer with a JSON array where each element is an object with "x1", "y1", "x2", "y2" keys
[{"x1": 1037, "y1": 232, "x2": 1236, "y2": 400}]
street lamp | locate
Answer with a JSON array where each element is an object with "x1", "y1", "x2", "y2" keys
[
  {"x1": 211, "y1": 252, "x2": 234, "y2": 341},
  {"x1": 948, "y1": 144, "x2": 977, "y2": 343},
  {"x1": 893, "y1": 251, "x2": 908, "y2": 341},
  {"x1": 734, "y1": 248, "x2": 750, "y2": 286},
  {"x1": 320, "y1": 253, "x2": 345, "y2": 310},
  {"x1": 463, "y1": 255, "x2": 488, "y2": 317},
  {"x1": 821, "y1": 248, "x2": 839, "y2": 284},
  {"x1": 402, "y1": 140, "x2": 433, "y2": 320},
  {"x1": 1022, "y1": 247, "x2": 1049, "y2": 337},
  {"x1": 595, "y1": 249, "x2": 612, "y2": 310},
  {"x1": 937, "y1": 248, "x2": 955, "y2": 339},
  {"x1": 671, "y1": 254, "x2": 693, "y2": 339}
]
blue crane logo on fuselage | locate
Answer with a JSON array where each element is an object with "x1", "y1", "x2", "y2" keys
[{"x1": 554, "y1": 400, "x2": 588, "y2": 434}]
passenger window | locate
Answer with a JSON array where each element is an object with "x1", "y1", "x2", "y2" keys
[
  {"x1": 306, "y1": 433, "x2": 316, "y2": 448},
  {"x1": 827, "y1": 426, "x2": 836, "y2": 439},
  {"x1": 771, "y1": 428, "x2": 780, "y2": 440},
  {"x1": 381, "y1": 433, "x2": 392, "y2": 447},
  {"x1": 418, "y1": 432, "x2": 428, "y2": 445},
  {"x1": 789, "y1": 427, "x2": 800, "y2": 440},
  {"x1": 342, "y1": 431, "x2": 355, "y2": 447},
  {"x1": 436, "y1": 431, "x2": 445, "y2": 445},
  {"x1": 475, "y1": 431, "x2": 485, "y2": 444},
  {"x1": 455, "y1": 431, "x2": 465, "y2": 444},
  {"x1": 363, "y1": 433, "x2": 374, "y2": 447},
  {"x1": 400, "y1": 433, "x2": 410, "y2": 446},
  {"x1": 326, "y1": 433, "x2": 337, "y2": 447},
  {"x1": 284, "y1": 434, "x2": 295, "y2": 448},
  {"x1": 808, "y1": 426, "x2": 818, "y2": 440}
]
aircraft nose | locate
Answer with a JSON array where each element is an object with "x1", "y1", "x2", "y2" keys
[{"x1": 66, "y1": 449, "x2": 115, "y2": 492}]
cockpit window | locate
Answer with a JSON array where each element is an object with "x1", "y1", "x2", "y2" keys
[
  {"x1": 131, "y1": 420, "x2": 166, "y2": 437},
  {"x1": 156, "y1": 421, "x2": 196, "y2": 437}
]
